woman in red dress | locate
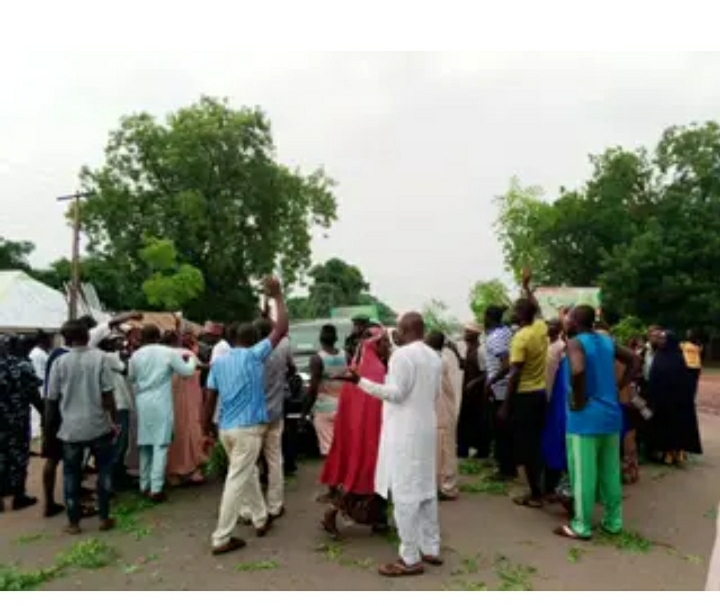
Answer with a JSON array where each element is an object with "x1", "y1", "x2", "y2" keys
[{"x1": 319, "y1": 327, "x2": 390, "y2": 538}]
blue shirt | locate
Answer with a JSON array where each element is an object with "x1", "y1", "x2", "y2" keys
[
  {"x1": 207, "y1": 339, "x2": 273, "y2": 430},
  {"x1": 566, "y1": 332, "x2": 622, "y2": 436}
]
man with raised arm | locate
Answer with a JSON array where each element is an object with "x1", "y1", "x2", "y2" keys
[{"x1": 204, "y1": 277, "x2": 289, "y2": 556}]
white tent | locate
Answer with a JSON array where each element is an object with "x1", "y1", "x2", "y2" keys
[{"x1": 0, "y1": 270, "x2": 74, "y2": 332}]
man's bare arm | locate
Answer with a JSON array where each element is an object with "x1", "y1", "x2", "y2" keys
[
  {"x1": 615, "y1": 343, "x2": 641, "y2": 391},
  {"x1": 265, "y1": 277, "x2": 289, "y2": 349}
]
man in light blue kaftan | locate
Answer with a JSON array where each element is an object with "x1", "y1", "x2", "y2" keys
[{"x1": 128, "y1": 325, "x2": 197, "y2": 499}]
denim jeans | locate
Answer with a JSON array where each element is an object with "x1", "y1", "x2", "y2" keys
[
  {"x1": 113, "y1": 410, "x2": 130, "y2": 480},
  {"x1": 63, "y1": 432, "x2": 115, "y2": 524}
]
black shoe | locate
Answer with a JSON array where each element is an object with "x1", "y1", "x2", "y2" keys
[
  {"x1": 44, "y1": 502, "x2": 65, "y2": 518},
  {"x1": 12, "y1": 494, "x2": 38, "y2": 511}
]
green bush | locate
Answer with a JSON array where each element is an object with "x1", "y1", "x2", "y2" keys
[
  {"x1": 612, "y1": 316, "x2": 647, "y2": 345},
  {"x1": 204, "y1": 441, "x2": 228, "y2": 478}
]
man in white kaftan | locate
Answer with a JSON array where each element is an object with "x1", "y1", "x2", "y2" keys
[{"x1": 354, "y1": 312, "x2": 443, "y2": 576}]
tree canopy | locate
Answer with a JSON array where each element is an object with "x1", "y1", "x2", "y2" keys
[
  {"x1": 139, "y1": 238, "x2": 205, "y2": 311},
  {"x1": 469, "y1": 279, "x2": 511, "y2": 324},
  {"x1": 286, "y1": 257, "x2": 396, "y2": 324},
  {"x1": 494, "y1": 121, "x2": 720, "y2": 333},
  {"x1": 0, "y1": 238, "x2": 34, "y2": 273},
  {"x1": 75, "y1": 96, "x2": 337, "y2": 321}
]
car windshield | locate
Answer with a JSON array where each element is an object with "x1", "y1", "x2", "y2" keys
[{"x1": 289, "y1": 320, "x2": 354, "y2": 352}]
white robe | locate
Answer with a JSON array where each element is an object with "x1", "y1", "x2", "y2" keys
[{"x1": 358, "y1": 340, "x2": 442, "y2": 504}]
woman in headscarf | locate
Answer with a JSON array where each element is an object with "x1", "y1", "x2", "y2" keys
[
  {"x1": 647, "y1": 330, "x2": 702, "y2": 465},
  {"x1": 319, "y1": 326, "x2": 391, "y2": 539},
  {"x1": 165, "y1": 330, "x2": 209, "y2": 486}
]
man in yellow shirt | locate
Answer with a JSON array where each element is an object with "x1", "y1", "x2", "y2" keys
[{"x1": 498, "y1": 268, "x2": 548, "y2": 508}]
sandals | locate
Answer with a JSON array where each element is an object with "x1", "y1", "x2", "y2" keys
[
  {"x1": 378, "y1": 559, "x2": 425, "y2": 577},
  {"x1": 212, "y1": 537, "x2": 247, "y2": 556},
  {"x1": 553, "y1": 524, "x2": 591, "y2": 541},
  {"x1": 513, "y1": 495, "x2": 543, "y2": 509},
  {"x1": 421, "y1": 554, "x2": 443, "y2": 566}
]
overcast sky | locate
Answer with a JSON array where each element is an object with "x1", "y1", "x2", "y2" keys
[{"x1": 2, "y1": 51, "x2": 720, "y2": 320}]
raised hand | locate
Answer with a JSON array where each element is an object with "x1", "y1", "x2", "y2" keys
[{"x1": 263, "y1": 276, "x2": 282, "y2": 299}]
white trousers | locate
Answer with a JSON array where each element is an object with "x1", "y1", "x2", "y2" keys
[
  {"x1": 211, "y1": 425, "x2": 267, "y2": 548},
  {"x1": 240, "y1": 419, "x2": 284, "y2": 518},
  {"x1": 393, "y1": 498, "x2": 441, "y2": 566}
]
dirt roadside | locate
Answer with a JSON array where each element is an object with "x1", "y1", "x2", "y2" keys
[{"x1": 1, "y1": 388, "x2": 719, "y2": 590}]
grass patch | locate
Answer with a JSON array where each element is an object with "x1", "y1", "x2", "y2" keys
[
  {"x1": 451, "y1": 555, "x2": 480, "y2": 576},
  {"x1": 234, "y1": 559, "x2": 279, "y2": 572},
  {"x1": 705, "y1": 506, "x2": 718, "y2": 520},
  {"x1": 113, "y1": 494, "x2": 158, "y2": 539},
  {"x1": 567, "y1": 547, "x2": 586, "y2": 564},
  {"x1": 315, "y1": 542, "x2": 344, "y2": 562},
  {"x1": 342, "y1": 557, "x2": 375, "y2": 570},
  {"x1": 121, "y1": 553, "x2": 160, "y2": 575},
  {"x1": 56, "y1": 538, "x2": 119, "y2": 570},
  {"x1": 493, "y1": 555, "x2": 536, "y2": 591},
  {"x1": 14, "y1": 532, "x2": 47, "y2": 546},
  {"x1": 445, "y1": 579, "x2": 488, "y2": 591},
  {"x1": 0, "y1": 565, "x2": 61, "y2": 591},
  {"x1": 593, "y1": 529, "x2": 652, "y2": 554},
  {"x1": 458, "y1": 459, "x2": 486, "y2": 476},
  {"x1": 0, "y1": 538, "x2": 120, "y2": 590},
  {"x1": 665, "y1": 548, "x2": 703, "y2": 565},
  {"x1": 314, "y1": 542, "x2": 374, "y2": 569},
  {"x1": 459, "y1": 476, "x2": 509, "y2": 496}
]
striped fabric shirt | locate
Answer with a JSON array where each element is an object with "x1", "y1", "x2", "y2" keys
[
  {"x1": 207, "y1": 339, "x2": 273, "y2": 430},
  {"x1": 485, "y1": 326, "x2": 513, "y2": 400}
]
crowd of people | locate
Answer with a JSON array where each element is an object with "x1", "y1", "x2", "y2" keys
[{"x1": 0, "y1": 270, "x2": 707, "y2": 578}]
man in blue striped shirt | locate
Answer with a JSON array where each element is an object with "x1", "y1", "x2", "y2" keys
[
  {"x1": 484, "y1": 305, "x2": 515, "y2": 481},
  {"x1": 204, "y1": 277, "x2": 289, "y2": 556}
]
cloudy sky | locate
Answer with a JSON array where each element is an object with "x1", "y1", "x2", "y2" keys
[{"x1": 2, "y1": 48, "x2": 720, "y2": 319}]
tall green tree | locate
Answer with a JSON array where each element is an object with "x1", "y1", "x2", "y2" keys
[
  {"x1": 76, "y1": 96, "x2": 337, "y2": 322},
  {"x1": 0, "y1": 237, "x2": 34, "y2": 272},
  {"x1": 495, "y1": 120, "x2": 720, "y2": 332},
  {"x1": 493, "y1": 177, "x2": 552, "y2": 284},
  {"x1": 306, "y1": 257, "x2": 370, "y2": 316},
  {"x1": 286, "y1": 257, "x2": 397, "y2": 323},
  {"x1": 32, "y1": 253, "x2": 149, "y2": 312},
  {"x1": 599, "y1": 123, "x2": 720, "y2": 331}
]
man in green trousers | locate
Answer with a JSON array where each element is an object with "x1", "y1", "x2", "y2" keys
[{"x1": 555, "y1": 305, "x2": 640, "y2": 541}]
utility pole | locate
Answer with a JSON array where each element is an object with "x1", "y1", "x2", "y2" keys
[{"x1": 57, "y1": 191, "x2": 90, "y2": 320}]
